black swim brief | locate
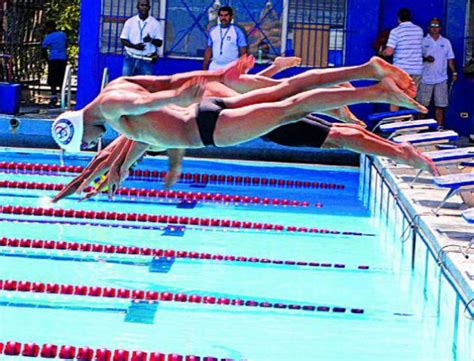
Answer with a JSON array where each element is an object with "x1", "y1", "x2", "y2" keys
[
  {"x1": 261, "y1": 116, "x2": 332, "y2": 148},
  {"x1": 196, "y1": 97, "x2": 226, "y2": 147}
]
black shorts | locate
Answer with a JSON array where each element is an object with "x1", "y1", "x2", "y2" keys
[
  {"x1": 196, "y1": 97, "x2": 226, "y2": 147},
  {"x1": 261, "y1": 116, "x2": 332, "y2": 148},
  {"x1": 47, "y1": 60, "x2": 67, "y2": 88}
]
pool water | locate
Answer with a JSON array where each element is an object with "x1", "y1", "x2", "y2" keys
[{"x1": 0, "y1": 152, "x2": 470, "y2": 361}]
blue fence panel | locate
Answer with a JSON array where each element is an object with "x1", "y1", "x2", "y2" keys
[
  {"x1": 229, "y1": 0, "x2": 284, "y2": 60},
  {"x1": 165, "y1": 0, "x2": 284, "y2": 61},
  {"x1": 165, "y1": 0, "x2": 212, "y2": 57}
]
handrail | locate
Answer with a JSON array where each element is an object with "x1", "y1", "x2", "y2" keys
[
  {"x1": 60, "y1": 64, "x2": 72, "y2": 110},
  {"x1": 0, "y1": 54, "x2": 13, "y2": 82},
  {"x1": 97, "y1": 67, "x2": 109, "y2": 152},
  {"x1": 100, "y1": 67, "x2": 109, "y2": 90}
]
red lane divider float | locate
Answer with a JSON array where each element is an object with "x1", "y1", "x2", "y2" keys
[
  {"x1": 0, "y1": 340, "x2": 235, "y2": 360},
  {"x1": 0, "y1": 180, "x2": 323, "y2": 208},
  {"x1": 0, "y1": 278, "x2": 365, "y2": 315},
  {"x1": 0, "y1": 237, "x2": 370, "y2": 271},
  {"x1": 0, "y1": 205, "x2": 373, "y2": 236},
  {"x1": 0, "y1": 161, "x2": 346, "y2": 190}
]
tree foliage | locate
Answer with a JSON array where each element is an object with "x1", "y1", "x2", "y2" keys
[{"x1": 43, "y1": 0, "x2": 80, "y2": 64}]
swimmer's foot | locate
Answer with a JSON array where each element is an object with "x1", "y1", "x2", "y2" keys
[
  {"x1": 369, "y1": 56, "x2": 417, "y2": 98},
  {"x1": 378, "y1": 77, "x2": 427, "y2": 113},
  {"x1": 323, "y1": 106, "x2": 367, "y2": 128},
  {"x1": 400, "y1": 142, "x2": 439, "y2": 176},
  {"x1": 176, "y1": 76, "x2": 207, "y2": 105},
  {"x1": 273, "y1": 56, "x2": 302, "y2": 71},
  {"x1": 222, "y1": 54, "x2": 255, "y2": 84}
]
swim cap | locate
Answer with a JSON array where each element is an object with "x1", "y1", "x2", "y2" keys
[{"x1": 51, "y1": 110, "x2": 84, "y2": 153}]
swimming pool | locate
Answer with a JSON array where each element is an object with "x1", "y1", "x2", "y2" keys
[{"x1": 0, "y1": 150, "x2": 472, "y2": 361}]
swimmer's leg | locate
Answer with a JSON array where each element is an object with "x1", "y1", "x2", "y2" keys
[
  {"x1": 223, "y1": 57, "x2": 416, "y2": 109},
  {"x1": 213, "y1": 77, "x2": 426, "y2": 147},
  {"x1": 322, "y1": 124, "x2": 438, "y2": 175}
]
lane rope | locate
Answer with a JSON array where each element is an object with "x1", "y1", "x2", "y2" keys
[
  {"x1": 0, "y1": 340, "x2": 234, "y2": 360},
  {"x1": 0, "y1": 279, "x2": 365, "y2": 316},
  {"x1": 0, "y1": 180, "x2": 323, "y2": 208},
  {"x1": 0, "y1": 237, "x2": 371, "y2": 271},
  {"x1": 0, "y1": 205, "x2": 375, "y2": 236},
  {"x1": 0, "y1": 161, "x2": 346, "y2": 190}
]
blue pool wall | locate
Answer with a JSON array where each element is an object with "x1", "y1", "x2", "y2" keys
[
  {"x1": 0, "y1": 116, "x2": 358, "y2": 165},
  {"x1": 77, "y1": 0, "x2": 472, "y2": 134}
]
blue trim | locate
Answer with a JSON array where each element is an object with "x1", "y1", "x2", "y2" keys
[
  {"x1": 0, "y1": 301, "x2": 127, "y2": 313},
  {"x1": 77, "y1": 0, "x2": 102, "y2": 108},
  {"x1": 0, "y1": 251, "x2": 149, "y2": 267}
]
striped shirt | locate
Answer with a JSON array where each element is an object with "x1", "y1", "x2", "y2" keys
[{"x1": 386, "y1": 21, "x2": 423, "y2": 75}]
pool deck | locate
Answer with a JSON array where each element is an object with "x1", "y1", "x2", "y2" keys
[{"x1": 370, "y1": 155, "x2": 474, "y2": 311}]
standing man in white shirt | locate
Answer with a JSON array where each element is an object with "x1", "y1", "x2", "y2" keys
[
  {"x1": 416, "y1": 18, "x2": 457, "y2": 128},
  {"x1": 383, "y1": 8, "x2": 423, "y2": 111},
  {"x1": 202, "y1": 6, "x2": 248, "y2": 70},
  {"x1": 120, "y1": 0, "x2": 163, "y2": 76}
]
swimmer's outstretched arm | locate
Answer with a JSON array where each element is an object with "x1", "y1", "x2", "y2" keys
[
  {"x1": 118, "y1": 56, "x2": 251, "y2": 93},
  {"x1": 51, "y1": 135, "x2": 127, "y2": 202},
  {"x1": 83, "y1": 139, "x2": 151, "y2": 200},
  {"x1": 222, "y1": 56, "x2": 302, "y2": 93},
  {"x1": 256, "y1": 56, "x2": 302, "y2": 78}
]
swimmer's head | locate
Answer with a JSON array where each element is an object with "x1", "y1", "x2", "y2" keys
[{"x1": 51, "y1": 110, "x2": 106, "y2": 153}]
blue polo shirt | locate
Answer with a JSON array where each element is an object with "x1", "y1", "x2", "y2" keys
[
  {"x1": 421, "y1": 34, "x2": 455, "y2": 84},
  {"x1": 42, "y1": 31, "x2": 67, "y2": 60},
  {"x1": 207, "y1": 24, "x2": 247, "y2": 70}
]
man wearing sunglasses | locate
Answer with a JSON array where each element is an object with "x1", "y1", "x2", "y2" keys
[{"x1": 417, "y1": 18, "x2": 457, "y2": 129}]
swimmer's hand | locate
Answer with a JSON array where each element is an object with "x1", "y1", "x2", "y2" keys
[
  {"x1": 134, "y1": 42, "x2": 146, "y2": 51},
  {"x1": 163, "y1": 168, "x2": 182, "y2": 189},
  {"x1": 52, "y1": 155, "x2": 109, "y2": 203},
  {"x1": 53, "y1": 136, "x2": 131, "y2": 202},
  {"x1": 150, "y1": 53, "x2": 159, "y2": 64},
  {"x1": 81, "y1": 166, "x2": 123, "y2": 201}
]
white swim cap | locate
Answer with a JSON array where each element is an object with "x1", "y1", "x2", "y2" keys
[{"x1": 51, "y1": 110, "x2": 84, "y2": 153}]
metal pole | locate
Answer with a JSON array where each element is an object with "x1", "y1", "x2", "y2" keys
[{"x1": 281, "y1": 0, "x2": 289, "y2": 55}]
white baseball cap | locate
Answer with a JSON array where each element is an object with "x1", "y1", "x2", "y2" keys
[{"x1": 51, "y1": 110, "x2": 84, "y2": 153}]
